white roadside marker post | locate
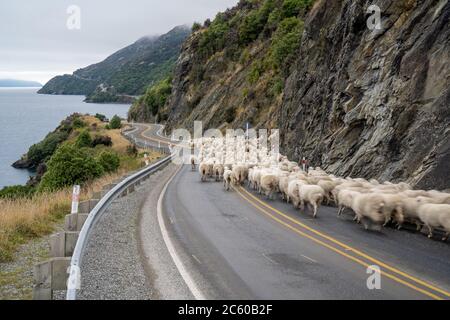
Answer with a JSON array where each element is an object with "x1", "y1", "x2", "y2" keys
[
  {"x1": 144, "y1": 153, "x2": 150, "y2": 166},
  {"x1": 71, "y1": 185, "x2": 81, "y2": 214}
]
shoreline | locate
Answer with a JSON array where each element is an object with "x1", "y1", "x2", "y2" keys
[{"x1": 0, "y1": 88, "x2": 130, "y2": 189}]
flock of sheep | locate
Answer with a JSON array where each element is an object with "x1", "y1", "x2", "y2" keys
[{"x1": 191, "y1": 135, "x2": 450, "y2": 242}]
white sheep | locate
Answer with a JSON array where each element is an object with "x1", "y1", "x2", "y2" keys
[
  {"x1": 190, "y1": 155, "x2": 197, "y2": 171},
  {"x1": 199, "y1": 161, "x2": 213, "y2": 182},
  {"x1": 317, "y1": 180, "x2": 335, "y2": 205},
  {"x1": 287, "y1": 179, "x2": 307, "y2": 208},
  {"x1": 297, "y1": 182, "x2": 325, "y2": 218},
  {"x1": 232, "y1": 165, "x2": 248, "y2": 186},
  {"x1": 380, "y1": 194, "x2": 405, "y2": 226},
  {"x1": 352, "y1": 193, "x2": 386, "y2": 230},
  {"x1": 260, "y1": 173, "x2": 280, "y2": 200},
  {"x1": 337, "y1": 189, "x2": 361, "y2": 218},
  {"x1": 418, "y1": 204, "x2": 450, "y2": 240},
  {"x1": 223, "y1": 169, "x2": 234, "y2": 191},
  {"x1": 213, "y1": 163, "x2": 225, "y2": 182}
]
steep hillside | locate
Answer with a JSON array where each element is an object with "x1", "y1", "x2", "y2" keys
[
  {"x1": 151, "y1": 0, "x2": 449, "y2": 189},
  {"x1": 160, "y1": 0, "x2": 313, "y2": 130},
  {"x1": 38, "y1": 26, "x2": 190, "y2": 102}
]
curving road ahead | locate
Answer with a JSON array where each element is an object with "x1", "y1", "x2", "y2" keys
[{"x1": 134, "y1": 123, "x2": 450, "y2": 300}]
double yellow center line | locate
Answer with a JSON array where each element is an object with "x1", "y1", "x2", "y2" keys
[
  {"x1": 139, "y1": 125, "x2": 449, "y2": 300},
  {"x1": 234, "y1": 186, "x2": 449, "y2": 300}
]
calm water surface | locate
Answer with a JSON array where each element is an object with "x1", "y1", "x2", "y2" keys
[{"x1": 0, "y1": 88, "x2": 129, "y2": 188}]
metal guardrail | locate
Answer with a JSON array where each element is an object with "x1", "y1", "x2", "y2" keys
[
  {"x1": 123, "y1": 126, "x2": 172, "y2": 155},
  {"x1": 66, "y1": 127, "x2": 172, "y2": 300}
]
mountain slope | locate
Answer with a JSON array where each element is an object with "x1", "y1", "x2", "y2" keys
[
  {"x1": 155, "y1": 0, "x2": 449, "y2": 189},
  {"x1": 38, "y1": 26, "x2": 190, "y2": 102}
]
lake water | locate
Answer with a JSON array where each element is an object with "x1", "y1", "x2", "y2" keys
[{"x1": 0, "y1": 88, "x2": 130, "y2": 189}]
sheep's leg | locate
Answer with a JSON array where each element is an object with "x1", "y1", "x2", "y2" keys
[
  {"x1": 416, "y1": 221, "x2": 422, "y2": 231},
  {"x1": 313, "y1": 203, "x2": 318, "y2": 219},
  {"x1": 338, "y1": 206, "x2": 343, "y2": 216},
  {"x1": 299, "y1": 200, "x2": 304, "y2": 211},
  {"x1": 383, "y1": 216, "x2": 391, "y2": 227},
  {"x1": 363, "y1": 218, "x2": 370, "y2": 230},
  {"x1": 427, "y1": 225, "x2": 434, "y2": 239}
]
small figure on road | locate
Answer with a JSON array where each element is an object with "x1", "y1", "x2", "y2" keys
[
  {"x1": 191, "y1": 155, "x2": 197, "y2": 171},
  {"x1": 300, "y1": 157, "x2": 310, "y2": 174}
]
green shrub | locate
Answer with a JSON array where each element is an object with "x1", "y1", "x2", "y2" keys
[
  {"x1": 95, "y1": 113, "x2": 107, "y2": 122},
  {"x1": 92, "y1": 135, "x2": 113, "y2": 147},
  {"x1": 109, "y1": 115, "x2": 122, "y2": 129},
  {"x1": 97, "y1": 151, "x2": 120, "y2": 173},
  {"x1": 239, "y1": 0, "x2": 276, "y2": 44},
  {"x1": 270, "y1": 76, "x2": 284, "y2": 96},
  {"x1": 72, "y1": 117, "x2": 86, "y2": 129},
  {"x1": 270, "y1": 17, "x2": 304, "y2": 69},
  {"x1": 27, "y1": 131, "x2": 69, "y2": 167},
  {"x1": 0, "y1": 185, "x2": 35, "y2": 199},
  {"x1": 143, "y1": 78, "x2": 172, "y2": 116},
  {"x1": 192, "y1": 22, "x2": 202, "y2": 32},
  {"x1": 267, "y1": 8, "x2": 282, "y2": 29},
  {"x1": 199, "y1": 19, "x2": 229, "y2": 57},
  {"x1": 248, "y1": 59, "x2": 265, "y2": 84},
  {"x1": 239, "y1": 10, "x2": 265, "y2": 44},
  {"x1": 281, "y1": 0, "x2": 314, "y2": 18},
  {"x1": 38, "y1": 145, "x2": 104, "y2": 192},
  {"x1": 75, "y1": 130, "x2": 92, "y2": 148}
]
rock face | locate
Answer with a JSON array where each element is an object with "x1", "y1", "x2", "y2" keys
[
  {"x1": 12, "y1": 158, "x2": 32, "y2": 169},
  {"x1": 164, "y1": 0, "x2": 449, "y2": 189},
  {"x1": 279, "y1": 0, "x2": 450, "y2": 190}
]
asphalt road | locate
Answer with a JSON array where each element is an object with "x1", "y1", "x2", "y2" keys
[{"x1": 134, "y1": 123, "x2": 450, "y2": 300}]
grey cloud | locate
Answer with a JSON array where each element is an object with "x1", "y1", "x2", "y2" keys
[{"x1": 0, "y1": 0, "x2": 238, "y2": 83}]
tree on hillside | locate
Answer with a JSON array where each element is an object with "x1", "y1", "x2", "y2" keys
[
  {"x1": 38, "y1": 145, "x2": 104, "y2": 192},
  {"x1": 109, "y1": 115, "x2": 122, "y2": 129},
  {"x1": 75, "y1": 130, "x2": 93, "y2": 148}
]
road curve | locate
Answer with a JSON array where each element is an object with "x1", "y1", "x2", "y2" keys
[{"x1": 140, "y1": 123, "x2": 450, "y2": 300}]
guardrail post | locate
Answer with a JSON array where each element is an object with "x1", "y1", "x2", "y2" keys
[
  {"x1": 78, "y1": 199, "x2": 99, "y2": 214},
  {"x1": 101, "y1": 184, "x2": 117, "y2": 197},
  {"x1": 50, "y1": 232, "x2": 79, "y2": 257},
  {"x1": 127, "y1": 184, "x2": 135, "y2": 194},
  {"x1": 33, "y1": 258, "x2": 71, "y2": 300},
  {"x1": 65, "y1": 214, "x2": 89, "y2": 232}
]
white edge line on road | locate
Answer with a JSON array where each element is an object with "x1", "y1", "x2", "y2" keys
[
  {"x1": 157, "y1": 165, "x2": 207, "y2": 300},
  {"x1": 301, "y1": 255, "x2": 318, "y2": 264}
]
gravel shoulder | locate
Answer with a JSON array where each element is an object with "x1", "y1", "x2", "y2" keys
[
  {"x1": 138, "y1": 164, "x2": 193, "y2": 300},
  {"x1": 77, "y1": 163, "x2": 191, "y2": 300}
]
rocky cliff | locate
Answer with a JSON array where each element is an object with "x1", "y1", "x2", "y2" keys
[{"x1": 160, "y1": 0, "x2": 449, "y2": 189}]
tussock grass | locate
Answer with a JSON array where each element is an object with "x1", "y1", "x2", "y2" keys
[{"x1": 0, "y1": 171, "x2": 114, "y2": 262}]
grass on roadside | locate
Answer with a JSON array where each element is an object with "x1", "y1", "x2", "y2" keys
[{"x1": 0, "y1": 116, "x2": 162, "y2": 262}]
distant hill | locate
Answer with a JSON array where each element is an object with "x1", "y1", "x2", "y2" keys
[
  {"x1": 0, "y1": 79, "x2": 42, "y2": 87},
  {"x1": 38, "y1": 25, "x2": 191, "y2": 103}
]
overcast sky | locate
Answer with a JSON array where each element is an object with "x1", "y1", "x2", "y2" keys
[{"x1": 0, "y1": 0, "x2": 238, "y2": 85}]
